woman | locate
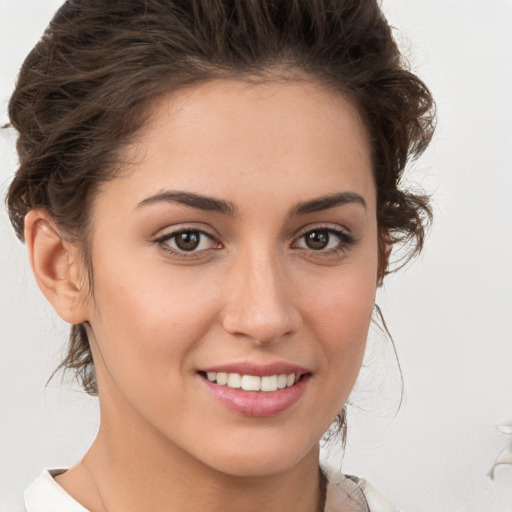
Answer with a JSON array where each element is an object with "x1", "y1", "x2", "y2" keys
[{"x1": 6, "y1": 0, "x2": 434, "y2": 510}]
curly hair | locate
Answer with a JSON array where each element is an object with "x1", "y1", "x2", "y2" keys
[{"x1": 6, "y1": 0, "x2": 435, "y2": 399}]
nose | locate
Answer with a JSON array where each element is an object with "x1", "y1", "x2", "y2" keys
[{"x1": 221, "y1": 249, "x2": 301, "y2": 345}]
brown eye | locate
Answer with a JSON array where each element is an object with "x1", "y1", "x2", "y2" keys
[
  {"x1": 157, "y1": 229, "x2": 219, "y2": 254},
  {"x1": 175, "y1": 231, "x2": 201, "y2": 251},
  {"x1": 304, "y1": 230, "x2": 330, "y2": 250},
  {"x1": 294, "y1": 227, "x2": 356, "y2": 254}
]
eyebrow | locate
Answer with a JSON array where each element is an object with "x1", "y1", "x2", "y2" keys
[
  {"x1": 290, "y1": 192, "x2": 367, "y2": 216},
  {"x1": 136, "y1": 191, "x2": 237, "y2": 215},
  {"x1": 136, "y1": 190, "x2": 366, "y2": 216}
]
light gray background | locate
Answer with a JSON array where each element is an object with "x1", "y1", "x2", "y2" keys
[{"x1": 1, "y1": 1, "x2": 511, "y2": 511}]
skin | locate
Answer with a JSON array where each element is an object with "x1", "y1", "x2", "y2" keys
[{"x1": 26, "y1": 79, "x2": 380, "y2": 512}]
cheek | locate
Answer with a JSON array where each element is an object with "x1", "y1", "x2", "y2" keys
[
  {"x1": 86, "y1": 264, "x2": 227, "y2": 426},
  {"x1": 302, "y1": 257, "x2": 377, "y2": 330},
  {"x1": 299, "y1": 263, "x2": 377, "y2": 382},
  {"x1": 88, "y1": 258, "x2": 224, "y2": 376}
]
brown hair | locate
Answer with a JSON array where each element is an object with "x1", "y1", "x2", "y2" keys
[{"x1": 6, "y1": 0, "x2": 434, "y2": 401}]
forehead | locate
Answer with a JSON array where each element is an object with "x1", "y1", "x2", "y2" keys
[{"x1": 102, "y1": 79, "x2": 375, "y2": 213}]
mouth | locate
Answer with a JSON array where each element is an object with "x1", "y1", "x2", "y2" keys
[
  {"x1": 200, "y1": 371, "x2": 302, "y2": 392},
  {"x1": 197, "y1": 365, "x2": 311, "y2": 417}
]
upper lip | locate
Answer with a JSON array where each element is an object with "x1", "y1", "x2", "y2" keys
[{"x1": 199, "y1": 361, "x2": 310, "y2": 377}]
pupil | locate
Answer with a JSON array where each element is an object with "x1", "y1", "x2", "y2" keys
[
  {"x1": 306, "y1": 230, "x2": 329, "y2": 250},
  {"x1": 176, "y1": 232, "x2": 200, "y2": 251}
]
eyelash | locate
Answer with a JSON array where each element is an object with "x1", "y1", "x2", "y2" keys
[
  {"x1": 291, "y1": 226, "x2": 356, "y2": 256},
  {"x1": 154, "y1": 228, "x2": 221, "y2": 258},
  {"x1": 153, "y1": 225, "x2": 356, "y2": 259}
]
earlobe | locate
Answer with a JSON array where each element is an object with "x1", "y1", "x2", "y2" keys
[{"x1": 24, "y1": 210, "x2": 89, "y2": 324}]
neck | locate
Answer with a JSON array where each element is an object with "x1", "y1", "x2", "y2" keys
[
  {"x1": 66, "y1": 396, "x2": 324, "y2": 512},
  {"x1": 83, "y1": 429, "x2": 323, "y2": 512}
]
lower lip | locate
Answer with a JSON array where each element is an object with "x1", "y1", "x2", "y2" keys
[{"x1": 200, "y1": 375, "x2": 310, "y2": 417}]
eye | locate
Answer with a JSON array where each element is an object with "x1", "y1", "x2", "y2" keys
[
  {"x1": 293, "y1": 227, "x2": 355, "y2": 252},
  {"x1": 302, "y1": 230, "x2": 332, "y2": 250},
  {"x1": 155, "y1": 229, "x2": 220, "y2": 254}
]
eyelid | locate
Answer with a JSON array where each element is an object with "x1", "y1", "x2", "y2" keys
[
  {"x1": 293, "y1": 223, "x2": 354, "y2": 240},
  {"x1": 291, "y1": 224, "x2": 357, "y2": 251},
  {"x1": 153, "y1": 225, "x2": 222, "y2": 256},
  {"x1": 152, "y1": 223, "x2": 219, "y2": 241},
  {"x1": 151, "y1": 223, "x2": 356, "y2": 259}
]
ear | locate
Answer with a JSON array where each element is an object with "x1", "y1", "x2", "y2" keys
[{"x1": 24, "y1": 209, "x2": 89, "y2": 324}]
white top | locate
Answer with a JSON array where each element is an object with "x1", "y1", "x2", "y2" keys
[
  {"x1": 25, "y1": 468, "x2": 401, "y2": 512},
  {"x1": 25, "y1": 470, "x2": 88, "y2": 512}
]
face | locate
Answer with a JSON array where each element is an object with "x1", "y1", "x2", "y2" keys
[{"x1": 81, "y1": 79, "x2": 379, "y2": 477}]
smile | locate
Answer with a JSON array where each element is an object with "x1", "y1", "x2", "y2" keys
[
  {"x1": 199, "y1": 366, "x2": 310, "y2": 417},
  {"x1": 205, "y1": 372, "x2": 298, "y2": 392}
]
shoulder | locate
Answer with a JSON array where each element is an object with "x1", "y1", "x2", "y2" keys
[
  {"x1": 323, "y1": 466, "x2": 402, "y2": 512},
  {"x1": 356, "y1": 478, "x2": 403, "y2": 512},
  {"x1": 24, "y1": 469, "x2": 88, "y2": 512}
]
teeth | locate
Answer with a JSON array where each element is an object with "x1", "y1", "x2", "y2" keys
[
  {"x1": 205, "y1": 372, "x2": 298, "y2": 391},
  {"x1": 261, "y1": 375, "x2": 278, "y2": 392},
  {"x1": 241, "y1": 375, "x2": 261, "y2": 391},
  {"x1": 227, "y1": 373, "x2": 241, "y2": 388}
]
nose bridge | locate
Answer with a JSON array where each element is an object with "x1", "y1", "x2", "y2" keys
[{"x1": 222, "y1": 242, "x2": 299, "y2": 344}]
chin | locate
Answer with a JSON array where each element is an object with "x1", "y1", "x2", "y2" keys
[{"x1": 195, "y1": 433, "x2": 320, "y2": 478}]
